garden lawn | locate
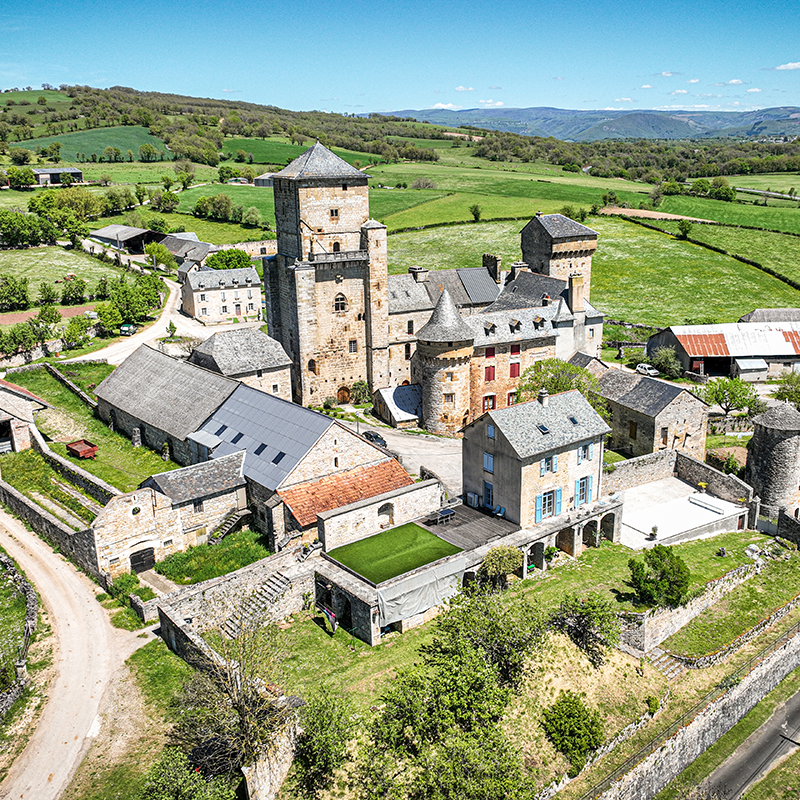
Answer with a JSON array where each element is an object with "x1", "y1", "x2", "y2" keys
[
  {"x1": 328, "y1": 522, "x2": 461, "y2": 584},
  {"x1": 663, "y1": 555, "x2": 800, "y2": 658},
  {"x1": 0, "y1": 246, "x2": 123, "y2": 292},
  {"x1": 90, "y1": 211, "x2": 258, "y2": 245},
  {"x1": 52, "y1": 362, "x2": 115, "y2": 401},
  {"x1": 222, "y1": 137, "x2": 382, "y2": 167},
  {"x1": 15, "y1": 126, "x2": 168, "y2": 164},
  {"x1": 154, "y1": 528, "x2": 272, "y2": 584},
  {"x1": 7, "y1": 367, "x2": 178, "y2": 492}
]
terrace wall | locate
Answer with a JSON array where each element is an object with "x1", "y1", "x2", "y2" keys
[{"x1": 602, "y1": 450, "x2": 676, "y2": 495}]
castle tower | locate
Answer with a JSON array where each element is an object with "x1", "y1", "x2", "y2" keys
[
  {"x1": 520, "y1": 212, "x2": 598, "y2": 297},
  {"x1": 264, "y1": 142, "x2": 389, "y2": 405},
  {"x1": 412, "y1": 289, "x2": 474, "y2": 435},
  {"x1": 746, "y1": 403, "x2": 800, "y2": 518}
]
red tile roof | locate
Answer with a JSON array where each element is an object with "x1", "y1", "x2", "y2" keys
[
  {"x1": 674, "y1": 332, "x2": 729, "y2": 357},
  {"x1": 278, "y1": 459, "x2": 413, "y2": 528},
  {"x1": 0, "y1": 378, "x2": 50, "y2": 407}
]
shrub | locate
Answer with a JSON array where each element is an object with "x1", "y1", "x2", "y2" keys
[
  {"x1": 541, "y1": 691, "x2": 604, "y2": 776},
  {"x1": 350, "y1": 380, "x2": 371, "y2": 405},
  {"x1": 478, "y1": 546, "x2": 522, "y2": 591},
  {"x1": 411, "y1": 177, "x2": 436, "y2": 190},
  {"x1": 323, "y1": 396, "x2": 337, "y2": 410},
  {"x1": 628, "y1": 544, "x2": 690, "y2": 607},
  {"x1": 550, "y1": 592, "x2": 621, "y2": 667},
  {"x1": 646, "y1": 695, "x2": 659, "y2": 715},
  {"x1": 649, "y1": 346, "x2": 683, "y2": 379}
]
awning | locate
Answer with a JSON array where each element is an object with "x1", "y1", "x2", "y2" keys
[{"x1": 734, "y1": 358, "x2": 768, "y2": 371}]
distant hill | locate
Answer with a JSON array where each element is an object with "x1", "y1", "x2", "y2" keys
[{"x1": 377, "y1": 106, "x2": 800, "y2": 141}]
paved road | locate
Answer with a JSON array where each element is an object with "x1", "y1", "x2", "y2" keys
[
  {"x1": 0, "y1": 512, "x2": 147, "y2": 800},
  {"x1": 703, "y1": 688, "x2": 800, "y2": 799}
]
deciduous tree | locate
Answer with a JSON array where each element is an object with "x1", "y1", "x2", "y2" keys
[
  {"x1": 702, "y1": 376, "x2": 759, "y2": 415},
  {"x1": 206, "y1": 249, "x2": 252, "y2": 270},
  {"x1": 551, "y1": 592, "x2": 620, "y2": 667},
  {"x1": 628, "y1": 544, "x2": 690, "y2": 607},
  {"x1": 518, "y1": 357, "x2": 609, "y2": 420}
]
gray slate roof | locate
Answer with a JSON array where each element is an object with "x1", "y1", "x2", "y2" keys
[
  {"x1": 417, "y1": 288, "x2": 475, "y2": 343},
  {"x1": 424, "y1": 270, "x2": 473, "y2": 307},
  {"x1": 569, "y1": 352, "x2": 610, "y2": 377},
  {"x1": 739, "y1": 308, "x2": 800, "y2": 323},
  {"x1": 142, "y1": 451, "x2": 245, "y2": 505},
  {"x1": 375, "y1": 384, "x2": 423, "y2": 424},
  {"x1": 387, "y1": 274, "x2": 435, "y2": 314},
  {"x1": 456, "y1": 268, "x2": 503, "y2": 305},
  {"x1": 484, "y1": 270, "x2": 601, "y2": 318},
  {"x1": 187, "y1": 266, "x2": 259, "y2": 291},
  {"x1": 95, "y1": 345, "x2": 237, "y2": 440},
  {"x1": 189, "y1": 329, "x2": 291, "y2": 376},
  {"x1": 485, "y1": 390, "x2": 610, "y2": 460},
  {"x1": 189, "y1": 383, "x2": 333, "y2": 491},
  {"x1": 525, "y1": 213, "x2": 598, "y2": 239},
  {"x1": 599, "y1": 370, "x2": 703, "y2": 417},
  {"x1": 752, "y1": 402, "x2": 800, "y2": 431},
  {"x1": 91, "y1": 224, "x2": 148, "y2": 241},
  {"x1": 160, "y1": 234, "x2": 214, "y2": 262},
  {"x1": 274, "y1": 142, "x2": 366, "y2": 180},
  {"x1": 465, "y1": 306, "x2": 557, "y2": 347}
]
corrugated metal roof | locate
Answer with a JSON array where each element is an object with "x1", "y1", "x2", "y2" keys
[
  {"x1": 670, "y1": 322, "x2": 800, "y2": 358},
  {"x1": 735, "y1": 358, "x2": 768, "y2": 369},
  {"x1": 675, "y1": 332, "x2": 730, "y2": 357}
]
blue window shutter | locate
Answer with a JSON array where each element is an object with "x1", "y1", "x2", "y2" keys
[
  {"x1": 553, "y1": 453, "x2": 558, "y2": 471},
  {"x1": 540, "y1": 460, "x2": 546, "y2": 477},
  {"x1": 535, "y1": 494, "x2": 543, "y2": 523},
  {"x1": 555, "y1": 487, "x2": 562, "y2": 516},
  {"x1": 575, "y1": 480, "x2": 581, "y2": 507},
  {"x1": 577, "y1": 446, "x2": 582, "y2": 465},
  {"x1": 588, "y1": 475, "x2": 593, "y2": 503},
  {"x1": 588, "y1": 442, "x2": 594, "y2": 461}
]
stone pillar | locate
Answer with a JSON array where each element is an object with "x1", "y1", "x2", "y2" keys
[
  {"x1": 131, "y1": 427, "x2": 142, "y2": 447},
  {"x1": 572, "y1": 524, "x2": 583, "y2": 555}
]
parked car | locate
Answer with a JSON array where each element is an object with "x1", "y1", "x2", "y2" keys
[
  {"x1": 635, "y1": 363, "x2": 660, "y2": 377},
  {"x1": 120, "y1": 324, "x2": 138, "y2": 337},
  {"x1": 363, "y1": 430, "x2": 387, "y2": 448}
]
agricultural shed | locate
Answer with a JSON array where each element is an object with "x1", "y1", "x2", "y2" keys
[
  {"x1": 90, "y1": 224, "x2": 161, "y2": 253},
  {"x1": 32, "y1": 167, "x2": 83, "y2": 185},
  {"x1": 254, "y1": 172, "x2": 276, "y2": 187}
]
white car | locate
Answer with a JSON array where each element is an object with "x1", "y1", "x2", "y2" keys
[{"x1": 636, "y1": 363, "x2": 660, "y2": 377}]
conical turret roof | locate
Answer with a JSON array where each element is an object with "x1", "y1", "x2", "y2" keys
[
  {"x1": 417, "y1": 288, "x2": 474, "y2": 343},
  {"x1": 274, "y1": 141, "x2": 366, "y2": 180},
  {"x1": 752, "y1": 402, "x2": 800, "y2": 431}
]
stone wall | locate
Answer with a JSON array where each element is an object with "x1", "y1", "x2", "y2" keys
[
  {"x1": 601, "y1": 449, "x2": 676, "y2": 495},
  {"x1": 217, "y1": 240, "x2": 278, "y2": 257},
  {"x1": 598, "y1": 626, "x2": 800, "y2": 800},
  {"x1": 317, "y1": 480, "x2": 441, "y2": 551},
  {"x1": 619, "y1": 564, "x2": 756, "y2": 654},
  {"x1": 43, "y1": 363, "x2": 98, "y2": 409},
  {"x1": 777, "y1": 509, "x2": 800, "y2": 545},
  {"x1": 241, "y1": 726, "x2": 298, "y2": 800}
]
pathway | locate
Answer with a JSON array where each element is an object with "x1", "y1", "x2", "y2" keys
[{"x1": 0, "y1": 511, "x2": 150, "y2": 800}]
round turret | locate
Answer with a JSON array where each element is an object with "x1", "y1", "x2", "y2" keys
[{"x1": 746, "y1": 402, "x2": 800, "y2": 517}]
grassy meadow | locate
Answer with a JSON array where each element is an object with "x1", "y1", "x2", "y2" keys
[
  {"x1": 222, "y1": 137, "x2": 382, "y2": 167},
  {"x1": 15, "y1": 126, "x2": 168, "y2": 163},
  {"x1": 0, "y1": 246, "x2": 122, "y2": 289},
  {"x1": 661, "y1": 194, "x2": 800, "y2": 234}
]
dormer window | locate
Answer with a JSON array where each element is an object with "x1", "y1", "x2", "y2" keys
[{"x1": 510, "y1": 320, "x2": 521, "y2": 333}]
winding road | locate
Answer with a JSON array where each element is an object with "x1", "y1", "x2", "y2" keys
[{"x1": 0, "y1": 511, "x2": 148, "y2": 800}]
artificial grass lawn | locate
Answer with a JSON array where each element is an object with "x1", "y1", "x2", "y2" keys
[
  {"x1": 154, "y1": 528, "x2": 273, "y2": 584},
  {"x1": 8, "y1": 368, "x2": 179, "y2": 492},
  {"x1": 328, "y1": 522, "x2": 461, "y2": 584}
]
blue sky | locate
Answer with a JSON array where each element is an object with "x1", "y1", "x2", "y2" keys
[{"x1": 1, "y1": 0, "x2": 797, "y2": 115}]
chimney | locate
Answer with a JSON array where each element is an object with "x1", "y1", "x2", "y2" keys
[
  {"x1": 510, "y1": 261, "x2": 527, "y2": 281},
  {"x1": 568, "y1": 273, "x2": 585, "y2": 313},
  {"x1": 541, "y1": 293, "x2": 551, "y2": 307},
  {"x1": 538, "y1": 388, "x2": 549, "y2": 406},
  {"x1": 483, "y1": 253, "x2": 501, "y2": 284},
  {"x1": 409, "y1": 265, "x2": 429, "y2": 282}
]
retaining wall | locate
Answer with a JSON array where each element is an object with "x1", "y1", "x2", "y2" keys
[{"x1": 602, "y1": 450, "x2": 676, "y2": 495}]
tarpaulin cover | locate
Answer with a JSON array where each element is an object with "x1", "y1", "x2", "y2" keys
[{"x1": 377, "y1": 556, "x2": 465, "y2": 626}]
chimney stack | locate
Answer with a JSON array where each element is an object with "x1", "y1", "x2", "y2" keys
[
  {"x1": 541, "y1": 293, "x2": 551, "y2": 307},
  {"x1": 538, "y1": 388, "x2": 549, "y2": 406},
  {"x1": 568, "y1": 273, "x2": 585, "y2": 313},
  {"x1": 483, "y1": 253, "x2": 502, "y2": 284},
  {"x1": 409, "y1": 265, "x2": 429, "y2": 282}
]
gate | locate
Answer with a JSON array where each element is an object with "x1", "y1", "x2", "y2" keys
[{"x1": 130, "y1": 547, "x2": 155, "y2": 573}]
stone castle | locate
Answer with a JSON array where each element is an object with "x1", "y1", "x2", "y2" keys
[{"x1": 263, "y1": 142, "x2": 603, "y2": 433}]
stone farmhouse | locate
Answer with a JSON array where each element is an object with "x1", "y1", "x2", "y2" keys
[
  {"x1": 262, "y1": 142, "x2": 602, "y2": 433},
  {"x1": 188, "y1": 329, "x2": 292, "y2": 401},
  {"x1": 160, "y1": 233, "x2": 217, "y2": 269},
  {"x1": 0, "y1": 379, "x2": 50, "y2": 454},
  {"x1": 181, "y1": 266, "x2": 262, "y2": 325}
]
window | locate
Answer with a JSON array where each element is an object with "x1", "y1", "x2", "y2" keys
[
  {"x1": 273, "y1": 451, "x2": 286, "y2": 464},
  {"x1": 535, "y1": 489, "x2": 562, "y2": 522},
  {"x1": 484, "y1": 481, "x2": 494, "y2": 508},
  {"x1": 201, "y1": 307, "x2": 208, "y2": 316},
  {"x1": 234, "y1": 291, "x2": 240, "y2": 300},
  {"x1": 248, "y1": 303, "x2": 254, "y2": 311},
  {"x1": 163, "y1": 539, "x2": 173, "y2": 547},
  {"x1": 443, "y1": 393, "x2": 455, "y2": 407},
  {"x1": 569, "y1": 415, "x2": 578, "y2": 425},
  {"x1": 510, "y1": 362, "x2": 520, "y2": 378},
  {"x1": 446, "y1": 371, "x2": 454, "y2": 381},
  {"x1": 200, "y1": 293, "x2": 206, "y2": 301},
  {"x1": 540, "y1": 455, "x2": 558, "y2": 475},
  {"x1": 407, "y1": 320, "x2": 414, "y2": 334},
  {"x1": 629, "y1": 421, "x2": 637, "y2": 440},
  {"x1": 404, "y1": 342, "x2": 411, "y2": 360},
  {"x1": 487, "y1": 424, "x2": 495, "y2": 439},
  {"x1": 260, "y1": 247, "x2": 266, "y2": 254},
  {"x1": 577, "y1": 443, "x2": 593, "y2": 463},
  {"x1": 255, "y1": 443, "x2": 267, "y2": 456},
  {"x1": 507, "y1": 391, "x2": 517, "y2": 406},
  {"x1": 589, "y1": 327, "x2": 595, "y2": 338},
  {"x1": 485, "y1": 365, "x2": 495, "y2": 381},
  {"x1": 221, "y1": 305, "x2": 228, "y2": 314},
  {"x1": 482, "y1": 395, "x2": 496, "y2": 411},
  {"x1": 308, "y1": 359, "x2": 318, "y2": 374},
  {"x1": 193, "y1": 499, "x2": 204, "y2": 513},
  {"x1": 510, "y1": 344, "x2": 521, "y2": 356},
  {"x1": 349, "y1": 339, "x2": 358, "y2": 353},
  {"x1": 272, "y1": 384, "x2": 279, "y2": 393},
  {"x1": 247, "y1": 289, "x2": 253, "y2": 298},
  {"x1": 330, "y1": 208, "x2": 339, "y2": 219},
  {"x1": 483, "y1": 452, "x2": 494, "y2": 473},
  {"x1": 661, "y1": 427, "x2": 669, "y2": 445},
  {"x1": 575, "y1": 475, "x2": 593, "y2": 507},
  {"x1": 334, "y1": 457, "x2": 339, "y2": 467},
  {"x1": 332, "y1": 241, "x2": 341, "y2": 253},
  {"x1": 537, "y1": 423, "x2": 550, "y2": 435},
  {"x1": 485, "y1": 347, "x2": 495, "y2": 359},
  {"x1": 542, "y1": 490, "x2": 555, "y2": 518},
  {"x1": 221, "y1": 292, "x2": 226, "y2": 301},
  {"x1": 334, "y1": 293, "x2": 347, "y2": 312},
  {"x1": 232, "y1": 432, "x2": 243, "y2": 444}
]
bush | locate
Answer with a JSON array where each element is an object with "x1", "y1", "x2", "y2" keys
[
  {"x1": 628, "y1": 544, "x2": 690, "y2": 607},
  {"x1": 411, "y1": 177, "x2": 436, "y2": 190},
  {"x1": 323, "y1": 396, "x2": 337, "y2": 410},
  {"x1": 541, "y1": 691, "x2": 604, "y2": 776},
  {"x1": 478, "y1": 546, "x2": 522, "y2": 591},
  {"x1": 646, "y1": 695, "x2": 659, "y2": 715},
  {"x1": 649, "y1": 346, "x2": 683, "y2": 379},
  {"x1": 350, "y1": 380, "x2": 371, "y2": 405}
]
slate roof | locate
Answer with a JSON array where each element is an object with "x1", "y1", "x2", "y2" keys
[
  {"x1": 524, "y1": 213, "x2": 598, "y2": 239},
  {"x1": 160, "y1": 235, "x2": 214, "y2": 262},
  {"x1": 94, "y1": 346, "x2": 237, "y2": 440},
  {"x1": 189, "y1": 383, "x2": 333, "y2": 491},
  {"x1": 739, "y1": 308, "x2": 800, "y2": 323},
  {"x1": 423, "y1": 270, "x2": 472, "y2": 307},
  {"x1": 0, "y1": 378, "x2": 50, "y2": 408},
  {"x1": 483, "y1": 390, "x2": 610, "y2": 460},
  {"x1": 484, "y1": 270, "x2": 602, "y2": 318},
  {"x1": 142, "y1": 451, "x2": 246, "y2": 505},
  {"x1": 278, "y1": 459, "x2": 413, "y2": 528},
  {"x1": 569, "y1": 352, "x2": 610, "y2": 377},
  {"x1": 375, "y1": 384, "x2": 423, "y2": 424},
  {"x1": 599, "y1": 370, "x2": 703, "y2": 417},
  {"x1": 189, "y1": 329, "x2": 291, "y2": 376},
  {"x1": 91, "y1": 224, "x2": 148, "y2": 242},
  {"x1": 0, "y1": 379, "x2": 51, "y2": 423},
  {"x1": 387, "y1": 274, "x2": 435, "y2": 314},
  {"x1": 417, "y1": 288, "x2": 475, "y2": 343},
  {"x1": 187, "y1": 266, "x2": 259, "y2": 291},
  {"x1": 464, "y1": 306, "x2": 557, "y2": 347},
  {"x1": 752, "y1": 402, "x2": 800, "y2": 432},
  {"x1": 274, "y1": 142, "x2": 366, "y2": 180},
  {"x1": 456, "y1": 268, "x2": 503, "y2": 305},
  {"x1": 387, "y1": 269, "x2": 502, "y2": 314}
]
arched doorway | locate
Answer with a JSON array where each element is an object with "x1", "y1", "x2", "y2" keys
[
  {"x1": 601, "y1": 513, "x2": 616, "y2": 541},
  {"x1": 337, "y1": 385, "x2": 351, "y2": 404},
  {"x1": 378, "y1": 502, "x2": 394, "y2": 528},
  {"x1": 130, "y1": 547, "x2": 155, "y2": 573},
  {"x1": 583, "y1": 520, "x2": 599, "y2": 548},
  {"x1": 556, "y1": 528, "x2": 576, "y2": 556},
  {"x1": 530, "y1": 541, "x2": 545, "y2": 570}
]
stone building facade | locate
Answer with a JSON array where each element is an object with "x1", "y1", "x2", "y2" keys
[{"x1": 181, "y1": 266, "x2": 262, "y2": 325}]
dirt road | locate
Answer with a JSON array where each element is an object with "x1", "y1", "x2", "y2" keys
[{"x1": 0, "y1": 512, "x2": 148, "y2": 800}]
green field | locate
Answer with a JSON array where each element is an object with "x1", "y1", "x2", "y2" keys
[
  {"x1": 661, "y1": 194, "x2": 800, "y2": 235},
  {"x1": 222, "y1": 137, "x2": 383, "y2": 167},
  {"x1": 726, "y1": 172, "x2": 800, "y2": 193},
  {"x1": 0, "y1": 89, "x2": 71, "y2": 107},
  {"x1": 0, "y1": 246, "x2": 122, "y2": 288},
  {"x1": 328, "y1": 523, "x2": 462, "y2": 584},
  {"x1": 15, "y1": 126, "x2": 168, "y2": 164}
]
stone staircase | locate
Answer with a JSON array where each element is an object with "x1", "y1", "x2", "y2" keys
[
  {"x1": 221, "y1": 571, "x2": 292, "y2": 638},
  {"x1": 649, "y1": 647, "x2": 687, "y2": 681},
  {"x1": 208, "y1": 508, "x2": 252, "y2": 545}
]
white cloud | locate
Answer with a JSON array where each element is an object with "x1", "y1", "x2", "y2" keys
[
  {"x1": 747, "y1": 87, "x2": 762, "y2": 93},
  {"x1": 641, "y1": 84, "x2": 652, "y2": 89},
  {"x1": 775, "y1": 61, "x2": 800, "y2": 70},
  {"x1": 658, "y1": 71, "x2": 676, "y2": 77},
  {"x1": 714, "y1": 79, "x2": 744, "y2": 85},
  {"x1": 479, "y1": 99, "x2": 504, "y2": 107},
  {"x1": 488, "y1": 85, "x2": 502, "y2": 90},
  {"x1": 553, "y1": 76, "x2": 564, "y2": 81},
  {"x1": 454, "y1": 85, "x2": 475, "y2": 92},
  {"x1": 431, "y1": 102, "x2": 462, "y2": 110},
  {"x1": 614, "y1": 97, "x2": 633, "y2": 102},
  {"x1": 222, "y1": 88, "x2": 240, "y2": 93},
  {"x1": 670, "y1": 89, "x2": 689, "y2": 95},
  {"x1": 433, "y1": 89, "x2": 444, "y2": 94},
  {"x1": 687, "y1": 78, "x2": 700, "y2": 83}
]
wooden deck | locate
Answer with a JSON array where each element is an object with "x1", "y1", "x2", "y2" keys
[{"x1": 420, "y1": 505, "x2": 520, "y2": 552}]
